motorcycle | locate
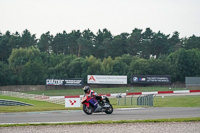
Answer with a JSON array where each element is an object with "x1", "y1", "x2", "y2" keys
[{"x1": 81, "y1": 95, "x2": 113, "y2": 115}]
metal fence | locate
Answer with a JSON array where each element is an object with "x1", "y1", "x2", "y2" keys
[
  {"x1": 116, "y1": 94, "x2": 154, "y2": 106},
  {"x1": 137, "y1": 94, "x2": 154, "y2": 106},
  {"x1": 186, "y1": 77, "x2": 200, "y2": 89}
]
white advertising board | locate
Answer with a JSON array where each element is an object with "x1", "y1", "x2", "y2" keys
[
  {"x1": 87, "y1": 75, "x2": 127, "y2": 84},
  {"x1": 65, "y1": 97, "x2": 80, "y2": 107}
]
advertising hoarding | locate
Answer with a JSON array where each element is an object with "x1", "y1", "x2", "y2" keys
[
  {"x1": 65, "y1": 96, "x2": 80, "y2": 107},
  {"x1": 46, "y1": 79, "x2": 83, "y2": 86},
  {"x1": 131, "y1": 75, "x2": 171, "y2": 84},
  {"x1": 87, "y1": 75, "x2": 127, "y2": 84}
]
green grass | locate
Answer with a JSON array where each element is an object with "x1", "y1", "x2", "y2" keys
[
  {"x1": 110, "y1": 95, "x2": 200, "y2": 107},
  {"x1": 0, "y1": 117, "x2": 200, "y2": 127},
  {"x1": 0, "y1": 95, "x2": 200, "y2": 113},
  {"x1": 24, "y1": 86, "x2": 189, "y2": 96},
  {"x1": 154, "y1": 95, "x2": 200, "y2": 107},
  {"x1": 0, "y1": 95, "x2": 72, "y2": 113}
]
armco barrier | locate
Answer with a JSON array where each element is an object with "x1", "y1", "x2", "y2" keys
[{"x1": 0, "y1": 99, "x2": 33, "y2": 106}]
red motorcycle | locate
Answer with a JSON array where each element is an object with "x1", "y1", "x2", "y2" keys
[{"x1": 81, "y1": 95, "x2": 113, "y2": 115}]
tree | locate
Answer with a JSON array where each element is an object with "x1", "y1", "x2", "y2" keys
[
  {"x1": 77, "y1": 29, "x2": 95, "y2": 57},
  {"x1": 8, "y1": 46, "x2": 44, "y2": 84},
  {"x1": 46, "y1": 54, "x2": 75, "y2": 79},
  {"x1": 128, "y1": 58, "x2": 149, "y2": 75},
  {"x1": 101, "y1": 56, "x2": 114, "y2": 75},
  {"x1": 0, "y1": 61, "x2": 11, "y2": 85},
  {"x1": 127, "y1": 28, "x2": 143, "y2": 56},
  {"x1": 37, "y1": 31, "x2": 53, "y2": 53},
  {"x1": 20, "y1": 29, "x2": 37, "y2": 48},
  {"x1": 0, "y1": 31, "x2": 11, "y2": 62},
  {"x1": 68, "y1": 57, "x2": 86, "y2": 78},
  {"x1": 51, "y1": 31, "x2": 69, "y2": 55},
  {"x1": 168, "y1": 31, "x2": 182, "y2": 53},
  {"x1": 68, "y1": 30, "x2": 81, "y2": 56},
  {"x1": 151, "y1": 31, "x2": 170, "y2": 58},
  {"x1": 93, "y1": 29, "x2": 112, "y2": 59},
  {"x1": 113, "y1": 57, "x2": 128, "y2": 75},
  {"x1": 183, "y1": 35, "x2": 200, "y2": 50},
  {"x1": 86, "y1": 55, "x2": 102, "y2": 75},
  {"x1": 141, "y1": 28, "x2": 154, "y2": 58},
  {"x1": 21, "y1": 58, "x2": 46, "y2": 85},
  {"x1": 147, "y1": 57, "x2": 170, "y2": 75},
  {"x1": 110, "y1": 34, "x2": 127, "y2": 58},
  {"x1": 168, "y1": 49, "x2": 200, "y2": 82},
  {"x1": 0, "y1": 31, "x2": 21, "y2": 62}
]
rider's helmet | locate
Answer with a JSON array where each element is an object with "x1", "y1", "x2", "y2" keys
[{"x1": 83, "y1": 86, "x2": 90, "y2": 94}]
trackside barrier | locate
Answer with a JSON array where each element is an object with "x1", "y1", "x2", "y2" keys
[
  {"x1": 0, "y1": 99, "x2": 33, "y2": 106},
  {"x1": 1, "y1": 89, "x2": 199, "y2": 106},
  {"x1": 65, "y1": 96, "x2": 81, "y2": 107},
  {"x1": 116, "y1": 94, "x2": 137, "y2": 106},
  {"x1": 137, "y1": 94, "x2": 154, "y2": 106}
]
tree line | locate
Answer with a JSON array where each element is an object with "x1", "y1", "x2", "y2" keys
[{"x1": 0, "y1": 28, "x2": 200, "y2": 85}]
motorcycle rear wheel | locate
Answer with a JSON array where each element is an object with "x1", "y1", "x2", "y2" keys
[
  {"x1": 105, "y1": 104, "x2": 113, "y2": 114},
  {"x1": 83, "y1": 104, "x2": 93, "y2": 115}
]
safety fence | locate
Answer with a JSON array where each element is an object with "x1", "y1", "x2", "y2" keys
[
  {"x1": 137, "y1": 94, "x2": 154, "y2": 106},
  {"x1": 0, "y1": 91, "x2": 65, "y2": 105},
  {"x1": 115, "y1": 94, "x2": 154, "y2": 106}
]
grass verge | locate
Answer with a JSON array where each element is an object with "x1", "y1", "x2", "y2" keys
[
  {"x1": 0, "y1": 95, "x2": 68, "y2": 113},
  {"x1": 1, "y1": 95, "x2": 200, "y2": 112},
  {"x1": 0, "y1": 117, "x2": 200, "y2": 127},
  {"x1": 24, "y1": 87, "x2": 187, "y2": 96}
]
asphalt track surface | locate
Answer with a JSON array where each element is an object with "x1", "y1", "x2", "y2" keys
[{"x1": 0, "y1": 107, "x2": 200, "y2": 124}]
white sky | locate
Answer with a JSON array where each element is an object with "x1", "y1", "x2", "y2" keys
[{"x1": 0, "y1": 0, "x2": 200, "y2": 38}]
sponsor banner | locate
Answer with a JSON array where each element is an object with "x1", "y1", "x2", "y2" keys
[
  {"x1": 131, "y1": 75, "x2": 171, "y2": 84},
  {"x1": 46, "y1": 79, "x2": 83, "y2": 86},
  {"x1": 65, "y1": 98, "x2": 80, "y2": 107},
  {"x1": 87, "y1": 75, "x2": 127, "y2": 84}
]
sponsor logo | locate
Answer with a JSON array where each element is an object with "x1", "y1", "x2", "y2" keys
[
  {"x1": 133, "y1": 77, "x2": 138, "y2": 82},
  {"x1": 69, "y1": 100, "x2": 76, "y2": 105},
  {"x1": 89, "y1": 75, "x2": 95, "y2": 81},
  {"x1": 139, "y1": 78, "x2": 146, "y2": 81}
]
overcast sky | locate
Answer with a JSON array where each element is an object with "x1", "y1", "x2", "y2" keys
[{"x1": 1, "y1": 0, "x2": 200, "y2": 38}]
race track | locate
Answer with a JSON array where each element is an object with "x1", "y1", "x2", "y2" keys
[{"x1": 1, "y1": 107, "x2": 200, "y2": 124}]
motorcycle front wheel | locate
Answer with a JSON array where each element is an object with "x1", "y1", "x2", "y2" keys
[
  {"x1": 105, "y1": 104, "x2": 113, "y2": 114},
  {"x1": 82, "y1": 104, "x2": 93, "y2": 115}
]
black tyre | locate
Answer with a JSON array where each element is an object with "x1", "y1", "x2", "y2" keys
[
  {"x1": 83, "y1": 104, "x2": 93, "y2": 115},
  {"x1": 105, "y1": 104, "x2": 113, "y2": 114}
]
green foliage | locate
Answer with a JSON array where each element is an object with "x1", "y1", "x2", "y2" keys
[
  {"x1": 8, "y1": 47, "x2": 46, "y2": 85},
  {"x1": 86, "y1": 55, "x2": 102, "y2": 75},
  {"x1": 0, "y1": 28, "x2": 200, "y2": 85},
  {"x1": 184, "y1": 35, "x2": 200, "y2": 49},
  {"x1": 168, "y1": 49, "x2": 200, "y2": 81},
  {"x1": 101, "y1": 56, "x2": 114, "y2": 75},
  {"x1": 0, "y1": 61, "x2": 11, "y2": 85}
]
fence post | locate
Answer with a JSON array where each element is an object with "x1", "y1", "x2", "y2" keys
[
  {"x1": 131, "y1": 95, "x2": 134, "y2": 105},
  {"x1": 124, "y1": 95, "x2": 126, "y2": 105}
]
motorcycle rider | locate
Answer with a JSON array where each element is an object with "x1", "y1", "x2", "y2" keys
[{"x1": 83, "y1": 86, "x2": 103, "y2": 111}]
